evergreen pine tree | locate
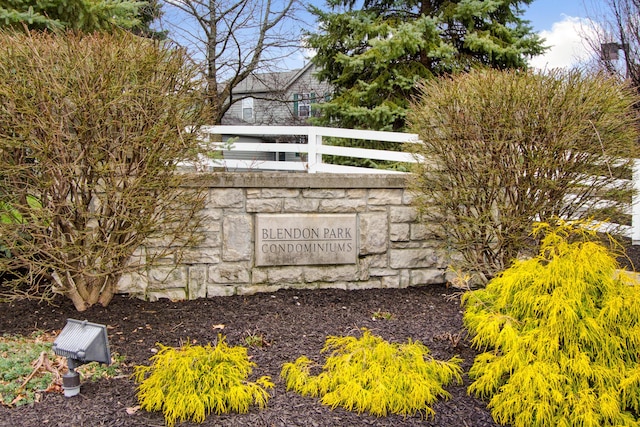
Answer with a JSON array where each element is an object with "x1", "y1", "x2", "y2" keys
[
  {"x1": 0, "y1": 0, "x2": 152, "y2": 33},
  {"x1": 308, "y1": 0, "x2": 546, "y2": 131}
]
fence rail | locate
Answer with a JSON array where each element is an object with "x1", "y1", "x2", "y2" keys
[
  {"x1": 198, "y1": 125, "x2": 419, "y2": 174},
  {"x1": 196, "y1": 125, "x2": 640, "y2": 245}
]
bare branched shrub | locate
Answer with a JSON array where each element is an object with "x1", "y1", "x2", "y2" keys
[
  {"x1": 407, "y1": 68, "x2": 640, "y2": 282},
  {"x1": 0, "y1": 31, "x2": 208, "y2": 311}
]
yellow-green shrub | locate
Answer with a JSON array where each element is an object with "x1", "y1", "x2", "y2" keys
[
  {"x1": 463, "y1": 221, "x2": 640, "y2": 427},
  {"x1": 281, "y1": 329, "x2": 462, "y2": 418},
  {"x1": 133, "y1": 337, "x2": 273, "y2": 427}
]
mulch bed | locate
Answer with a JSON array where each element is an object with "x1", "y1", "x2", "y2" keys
[{"x1": 1, "y1": 240, "x2": 639, "y2": 427}]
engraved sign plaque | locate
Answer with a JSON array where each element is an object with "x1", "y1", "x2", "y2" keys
[{"x1": 255, "y1": 214, "x2": 357, "y2": 266}]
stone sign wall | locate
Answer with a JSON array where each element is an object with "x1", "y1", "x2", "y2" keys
[
  {"x1": 116, "y1": 173, "x2": 451, "y2": 301},
  {"x1": 255, "y1": 214, "x2": 357, "y2": 266}
]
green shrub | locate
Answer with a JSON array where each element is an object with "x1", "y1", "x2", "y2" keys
[
  {"x1": 0, "y1": 30, "x2": 208, "y2": 310},
  {"x1": 133, "y1": 337, "x2": 273, "y2": 427},
  {"x1": 462, "y1": 221, "x2": 640, "y2": 427},
  {"x1": 408, "y1": 68, "x2": 640, "y2": 282},
  {"x1": 281, "y1": 329, "x2": 462, "y2": 418}
]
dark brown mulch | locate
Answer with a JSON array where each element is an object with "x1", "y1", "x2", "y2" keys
[
  {"x1": 0, "y1": 285, "x2": 496, "y2": 427},
  {"x1": 1, "y1": 240, "x2": 639, "y2": 427}
]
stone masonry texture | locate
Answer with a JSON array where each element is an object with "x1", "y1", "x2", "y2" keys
[{"x1": 119, "y1": 173, "x2": 450, "y2": 300}]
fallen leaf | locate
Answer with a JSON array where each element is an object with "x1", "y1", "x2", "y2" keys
[
  {"x1": 44, "y1": 383, "x2": 62, "y2": 393},
  {"x1": 126, "y1": 405, "x2": 141, "y2": 415}
]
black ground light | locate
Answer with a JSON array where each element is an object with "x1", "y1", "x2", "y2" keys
[{"x1": 52, "y1": 319, "x2": 111, "y2": 397}]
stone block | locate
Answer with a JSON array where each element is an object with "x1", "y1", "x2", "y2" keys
[
  {"x1": 303, "y1": 265, "x2": 358, "y2": 282},
  {"x1": 410, "y1": 223, "x2": 434, "y2": 241},
  {"x1": 357, "y1": 257, "x2": 371, "y2": 280},
  {"x1": 390, "y1": 223, "x2": 410, "y2": 241},
  {"x1": 283, "y1": 198, "x2": 320, "y2": 212},
  {"x1": 246, "y1": 188, "x2": 261, "y2": 198},
  {"x1": 246, "y1": 198, "x2": 283, "y2": 213},
  {"x1": 366, "y1": 253, "x2": 389, "y2": 268},
  {"x1": 381, "y1": 275, "x2": 400, "y2": 288},
  {"x1": 346, "y1": 189, "x2": 367, "y2": 199},
  {"x1": 389, "y1": 206, "x2": 418, "y2": 223},
  {"x1": 210, "y1": 188, "x2": 244, "y2": 208},
  {"x1": 198, "y1": 231, "x2": 221, "y2": 248},
  {"x1": 236, "y1": 284, "x2": 296, "y2": 295},
  {"x1": 369, "y1": 268, "x2": 399, "y2": 277},
  {"x1": 260, "y1": 188, "x2": 300, "y2": 198},
  {"x1": 346, "y1": 280, "x2": 383, "y2": 290},
  {"x1": 368, "y1": 189, "x2": 403, "y2": 205},
  {"x1": 319, "y1": 199, "x2": 366, "y2": 212},
  {"x1": 180, "y1": 248, "x2": 220, "y2": 264},
  {"x1": 399, "y1": 269, "x2": 411, "y2": 288},
  {"x1": 116, "y1": 270, "x2": 147, "y2": 295},
  {"x1": 402, "y1": 191, "x2": 416, "y2": 205},
  {"x1": 317, "y1": 281, "x2": 348, "y2": 290},
  {"x1": 148, "y1": 265, "x2": 187, "y2": 286},
  {"x1": 302, "y1": 189, "x2": 346, "y2": 198},
  {"x1": 188, "y1": 266, "x2": 207, "y2": 299},
  {"x1": 208, "y1": 263, "x2": 250, "y2": 284},
  {"x1": 411, "y1": 269, "x2": 446, "y2": 286},
  {"x1": 201, "y1": 208, "x2": 223, "y2": 221},
  {"x1": 206, "y1": 284, "x2": 237, "y2": 297},
  {"x1": 265, "y1": 267, "x2": 304, "y2": 284},
  {"x1": 251, "y1": 268, "x2": 268, "y2": 284},
  {"x1": 146, "y1": 288, "x2": 187, "y2": 302},
  {"x1": 222, "y1": 215, "x2": 252, "y2": 261},
  {"x1": 389, "y1": 248, "x2": 438, "y2": 269},
  {"x1": 359, "y1": 212, "x2": 388, "y2": 255}
]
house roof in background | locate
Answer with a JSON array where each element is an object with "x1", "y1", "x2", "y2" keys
[{"x1": 232, "y1": 62, "x2": 315, "y2": 95}]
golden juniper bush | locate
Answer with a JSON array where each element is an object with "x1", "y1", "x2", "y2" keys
[
  {"x1": 133, "y1": 336, "x2": 273, "y2": 427},
  {"x1": 280, "y1": 328, "x2": 462, "y2": 418},
  {"x1": 462, "y1": 221, "x2": 640, "y2": 427}
]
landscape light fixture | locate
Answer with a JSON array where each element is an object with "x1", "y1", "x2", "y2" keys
[{"x1": 52, "y1": 319, "x2": 111, "y2": 397}]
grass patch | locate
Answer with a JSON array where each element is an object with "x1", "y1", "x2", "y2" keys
[{"x1": 0, "y1": 331, "x2": 124, "y2": 407}]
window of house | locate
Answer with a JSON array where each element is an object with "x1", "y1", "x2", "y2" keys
[
  {"x1": 294, "y1": 93, "x2": 313, "y2": 118},
  {"x1": 242, "y1": 97, "x2": 254, "y2": 122}
]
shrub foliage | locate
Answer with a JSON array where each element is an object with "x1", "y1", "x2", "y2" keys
[
  {"x1": 462, "y1": 221, "x2": 640, "y2": 427},
  {"x1": 0, "y1": 31, "x2": 207, "y2": 310},
  {"x1": 134, "y1": 337, "x2": 274, "y2": 427},
  {"x1": 408, "y1": 68, "x2": 640, "y2": 282},
  {"x1": 280, "y1": 329, "x2": 462, "y2": 418}
]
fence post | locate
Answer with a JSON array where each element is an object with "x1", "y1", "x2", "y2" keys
[
  {"x1": 307, "y1": 127, "x2": 322, "y2": 173},
  {"x1": 633, "y1": 159, "x2": 640, "y2": 245}
]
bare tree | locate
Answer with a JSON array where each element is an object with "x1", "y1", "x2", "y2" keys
[
  {"x1": 160, "y1": 0, "x2": 304, "y2": 124},
  {"x1": 583, "y1": 0, "x2": 640, "y2": 89}
]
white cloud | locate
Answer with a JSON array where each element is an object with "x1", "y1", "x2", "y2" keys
[{"x1": 528, "y1": 16, "x2": 598, "y2": 70}]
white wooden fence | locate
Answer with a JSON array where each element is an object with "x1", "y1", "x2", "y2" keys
[
  {"x1": 197, "y1": 125, "x2": 640, "y2": 244},
  {"x1": 198, "y1": 125, "x2": 419, "y2": 174}
]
